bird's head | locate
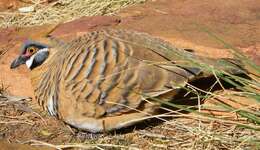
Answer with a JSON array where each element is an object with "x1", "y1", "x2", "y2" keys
[{"x1": 10, "y1": 40, "x2": 49, "y2": 70}]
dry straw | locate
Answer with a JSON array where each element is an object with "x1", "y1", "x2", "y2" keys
[{"x1": 0, "y1": 0, "x2": 146, "y2": 27}]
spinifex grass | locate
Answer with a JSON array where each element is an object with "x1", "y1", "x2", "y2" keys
[
  {"x1": 0, "y1": 11, "x2": 259, "y2": 149},
  {"x1": 199, "y1": 26, "x2": 260, "y2": 127},
  {"x1": 144, "y1": 27, "x2": 260, "y2": 149}
]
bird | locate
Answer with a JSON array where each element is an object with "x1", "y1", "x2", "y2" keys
[{"x1": 10, "y1": 29, "x2": 246, "y2": 133}]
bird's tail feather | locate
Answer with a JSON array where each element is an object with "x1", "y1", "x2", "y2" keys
[{"x1": 190, "y1": 56, "x2": 248, "y2": 79}]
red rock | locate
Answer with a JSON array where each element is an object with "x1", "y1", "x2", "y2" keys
[
  {"x1": 117, "y1": 0, "x2": 260, "y2": 60},
  {"x1": 0, "y1": 0, "x2": 259, "y2": 99},
  {"x1": 50, "y1": 16, "x2": 121, "y2": 40},
  {"x1": 0, "y1": 0, "x2": 26, "y2": 11}
]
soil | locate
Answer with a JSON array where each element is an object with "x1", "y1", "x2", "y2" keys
[{"x1": 0, "y1": 0, "x2": 259, "y2": 149}]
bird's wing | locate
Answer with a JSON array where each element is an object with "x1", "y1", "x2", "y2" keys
[{"x1": 58, "y1": 29, "x2": 204, "y2": 118}]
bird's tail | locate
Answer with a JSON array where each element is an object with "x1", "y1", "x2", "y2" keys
[{"x1": 190, "y1": 56, "x2": 248, "y2": 79}]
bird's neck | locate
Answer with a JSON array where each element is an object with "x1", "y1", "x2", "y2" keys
[
  {"x1": 30, "y1": 63, "x2": 50, "y2": 88},
  {"x1": 30, "y1": 49, "x2": 58, "y2": 88},
  {"x1": 29, "y1": 55, "x2": 60, "y2": 117}
]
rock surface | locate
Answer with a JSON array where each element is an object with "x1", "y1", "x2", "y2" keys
[
  {"x1": 0, "y1": 0, "x2": 259, "y2": 149},
  {"x1": 1, "y1": 0, "x2": 259, "y2": 97}
]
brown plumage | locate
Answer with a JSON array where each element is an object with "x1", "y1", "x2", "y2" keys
[{"x1": 11, "y1": 29, "x2": 245, "y2": 133}]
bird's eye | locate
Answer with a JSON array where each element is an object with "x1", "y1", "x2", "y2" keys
[{"x1": 27, "y1": 47, "x2": 37, "y2": 54}]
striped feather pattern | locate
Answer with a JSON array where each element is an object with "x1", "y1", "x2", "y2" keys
[{"x1": 29, "y1": 29, "x2": 234, "y2": 132}]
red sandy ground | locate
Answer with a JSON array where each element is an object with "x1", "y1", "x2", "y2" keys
[
  {"x1": 1, "y1": 0, "x2": 259, "y2": 97},
  {"x1": 0, "y1": 0, "x2": 259, "y2": 149}
]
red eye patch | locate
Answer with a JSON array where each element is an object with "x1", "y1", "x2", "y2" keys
[
  {"x1": 23, "y1": 47, "x2": 37, "y2": 57},
  {"x1": 23, "y1": 51, "x2": 32, "y2": 57}
]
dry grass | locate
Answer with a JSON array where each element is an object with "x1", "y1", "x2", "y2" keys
[
  {"x1": 0, "y1": 0, "x2": 146, "y2": 27},
  {"x1": 0, "y1": 1, "x2": 259, "y2": 149},
  {"x1": 0, "y1": 40, "x2": 259, "y2": 150},
  {"x1": 0, "y1": 87, "x2": 259, "y2": 149}
]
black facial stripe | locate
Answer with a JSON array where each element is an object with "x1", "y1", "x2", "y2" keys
[
  {"x1": 30, "y1": 51, "x2": 49, "y2": 70},
  {"x1": 30, "y1": 59, "x2": 42, "y2": 70}
]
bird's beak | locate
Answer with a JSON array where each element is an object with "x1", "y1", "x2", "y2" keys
[{"x1": 10, "y1": 55, "x2": 27, "y2": 69}]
